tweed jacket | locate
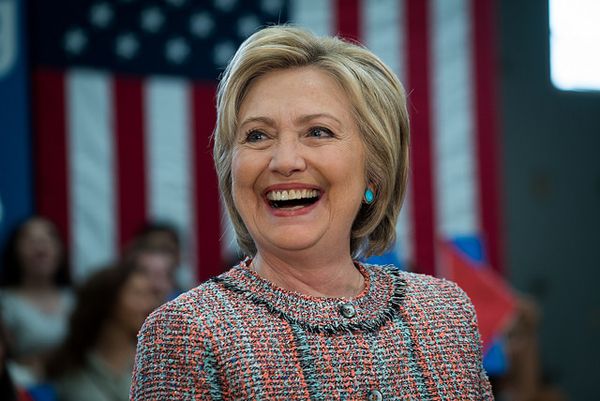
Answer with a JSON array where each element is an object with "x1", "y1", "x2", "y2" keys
[{"x1": 131, "y1": 261, "x2": 493, "y2": 400}]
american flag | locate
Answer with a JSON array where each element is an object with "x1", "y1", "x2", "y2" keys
[
  {"x1": 31, "y1": 0, "x2": 291, "y2": 283},
  {"x1": 29, "y1": 0, "x2": 504, "y2": 292}
]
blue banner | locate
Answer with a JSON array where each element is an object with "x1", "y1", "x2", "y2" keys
[{"x1": 0, "y1": 0, "x2": 33, "y2": 260}]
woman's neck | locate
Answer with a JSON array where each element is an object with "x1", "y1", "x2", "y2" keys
[
  {"x1": 94, "y1": 322, "x2": 136, "y2": 374},
  {"x1": 251, "y1": 251, "x2": 364, "y2": 298},
  {"x1": 18, "y1": 279, "x2": 62, "y2": 313},
  {"x1": 21, "y1": 276, "x2": 55, "y2": 292}
]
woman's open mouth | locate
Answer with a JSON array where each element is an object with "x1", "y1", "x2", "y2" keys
[{"x1": 265, "y1": 189, "x2": 321, "y2": 210}]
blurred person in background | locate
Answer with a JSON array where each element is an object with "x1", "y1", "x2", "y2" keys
[
  {"x1": 134, "y1": 222, "x2": 181, "y2": 268},
  {"x1": 0, "y1": 217, "x2": 72, "y2": 388},
  {"x1": 47, "y1": 264, "x2": 154, "y2": 401},
  {"x1": 123, "y1": 241, "x2": 179, "y2": 307},
  {"x1": 133, "y1": 221, "x2": 195, "y2": 292}
]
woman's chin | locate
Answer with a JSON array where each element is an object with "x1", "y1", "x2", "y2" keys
[{"x1": 256, "y1": 228, "x2": 326, "y2": 255}]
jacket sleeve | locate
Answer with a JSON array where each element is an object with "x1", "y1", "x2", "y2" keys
[
  {"x1": 130, "y1": 302, "x2": 222, "y2": 400},
  {"x1": 450, "y1": 281, "x2": 495, "y2": 400}
]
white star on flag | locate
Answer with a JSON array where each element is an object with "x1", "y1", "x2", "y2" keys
[
  {"x1": 141, "y1": 7, "x2": 165, "y2": 33},
  {"x1": 165, "y1": 37, "x2": 190, "y2": 64},
  {"x1": 213, "y1": 40, "x2": 235, "y2": 66},
  {"x1": 261, "y1": 0, "x2": 285, "y2": 16},
  {"x1": 90, "y1": 2, "x2": 113, "y2": 28},
  {"x1": 64, "y1": 28, "x2": 88, "y2": 55},
  {"x1": 215, "y1": 0, "x2": 237, "y2": 13},
  {"x1": 237, "y1": 14, "x2": 261, "y2": 38},
  {"x1": 167, "y1": 0, "x2": 187, "y2": 7},
  {"x1": 116, "y1": 33, "x2": 139, "y2": 59},
  {"x1": 189, "y1": 12, "x2": 214, "y2": 39}
]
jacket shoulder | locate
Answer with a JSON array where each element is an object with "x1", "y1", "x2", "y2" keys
[
  {"x1": 142, "y1": 276, "x2": 228, "y2": 335},
  {"x1": 132, "y1": 277, "x2": 229, "y2": 399}
]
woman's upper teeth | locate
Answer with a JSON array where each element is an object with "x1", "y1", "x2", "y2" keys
[{"x1": 266, "y1": 189, "x2": 319, "y2": 201}]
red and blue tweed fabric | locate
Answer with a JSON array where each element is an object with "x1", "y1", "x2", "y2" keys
[{"x1": 131, "y1": 261, "x2": 493, "y2": 400}]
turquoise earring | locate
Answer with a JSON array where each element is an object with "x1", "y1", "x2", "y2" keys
[{"x1": 364, "y1": 188, "x2": 375, "y2": 204}]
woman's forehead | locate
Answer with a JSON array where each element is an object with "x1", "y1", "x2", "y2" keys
[{"x1": 237, "y1": 67, "x2": 353, "y2": 127}]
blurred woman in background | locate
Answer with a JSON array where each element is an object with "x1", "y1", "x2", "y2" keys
[
  {"x1": 123, "y1": 241, "x2": 179, "y2": 307},
  {"x1": 0, "y1": 217, "x2": 72, "y2": 388},
  {"x1": 48, "y1": 264, "x2": 154, "y2": 401},
  {"x1": 132, "y1": 221, "x2": 196, "y2": 293}
]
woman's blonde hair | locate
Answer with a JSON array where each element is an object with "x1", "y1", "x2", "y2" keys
[{"x1": 213, "y1": 25, "x2": 409, "y2": 258}]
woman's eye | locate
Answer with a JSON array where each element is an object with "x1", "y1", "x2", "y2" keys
[
  {"x1": 245, "y1": 130, "x2": 267, "y2": 143},
  {"x1": 308, "y1": 127, "x2": 334, "y2": 138}
]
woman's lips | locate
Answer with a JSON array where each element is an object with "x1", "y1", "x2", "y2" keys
[{"x1": 262, "y1": 184, "x2": 323, "y2": 217}]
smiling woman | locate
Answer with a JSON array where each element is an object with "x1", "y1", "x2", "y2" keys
[
  {"x1": 131, "y1": 26, "x2": 493, "y2": 400},
  {"x1": 216, "y1": 29, "x2": 409, "y2": 262}
]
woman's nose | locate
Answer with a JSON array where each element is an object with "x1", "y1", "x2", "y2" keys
[{"x1": 268, "y1": 137, "x2": 306, "y2": 176}]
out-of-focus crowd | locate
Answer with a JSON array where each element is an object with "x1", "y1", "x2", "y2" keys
[{"x1": 0, "y1": 216, "x2": 184, "y2": 401}]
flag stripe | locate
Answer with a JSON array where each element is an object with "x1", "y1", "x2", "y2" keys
[
  {"x1": 335, "y1": 0, "x2": 361, "y2": 41},
  {"x1": 145, "y1": 78, "x2": 195, "y2": 280},
  {"x1": 472, "y1": 0, "x2": 503, "y2": 272},
  {"x1": 32, "y1": 70, "x2": 70, "y2": 246},
  {"x1": 406, "y1": 0, "x2": 436, "y2": 275},
  {"x1": 67, "y1": 70, "x2": 116, "y2": 279},
  {"x1": 362, "y1": 0, "x2": 406, "y2": 82},
  {"x1": 395, "y1": 188, "x2": 414, "y2": 266},
  {"x1": 192, "y1": 85, "x2": 222, "y2": 281},
  {"x1": 431, "y1": 0, "x2": 479, "y2": 238},
  {"x1": 290, "y1": 0, "x2": 333, "y2": 36},
  {"x1": 113, "y1": 76, "x2": 147, "y2": 250}
]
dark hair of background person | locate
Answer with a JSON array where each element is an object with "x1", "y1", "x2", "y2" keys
[
  {"x1": 134, "y1": 221, "x2": 180, "y2": 248},
  {"x1": 0, "y1": 217, "x2": 71, "y2": 287},
  {"x1": 46, "y1": 264, "x2": 136, "y2": 378},
  {"x1": 122, "y1": 240, "x2": 175, "y2": 265}
]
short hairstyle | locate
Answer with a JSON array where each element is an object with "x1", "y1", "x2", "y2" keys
[{"x1": 213, "y1": 25, "x2": 410, "y2": 258}]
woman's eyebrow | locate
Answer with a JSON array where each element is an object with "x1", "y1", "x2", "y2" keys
[
  {"x1": 238, "y1": 116, "x2": 276, "y2": 128},
  {"x1": 295, "y1": 113, "x2": 342, "y2": 126},
  {"x1": 238, "y1": 113, "x2": 342, "y2": 130}
]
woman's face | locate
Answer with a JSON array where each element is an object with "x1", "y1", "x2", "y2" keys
[
  {"x1": 135, "y1": 251, "x2": 176, "y2": 305},
  {"x1": 114, "y1": 272, "x2": 155, "y2": 337},
  {"x1": 232, "y1": 66, "x2": 366, "y2": 257},
  {"x1": 16, "y1": 218, "x2": 63, "y2": 282}
]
